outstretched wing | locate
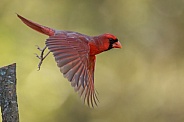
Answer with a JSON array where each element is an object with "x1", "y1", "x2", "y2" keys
[{"x1": 46, "y1": 32, "x2": 99, "y2": 107}]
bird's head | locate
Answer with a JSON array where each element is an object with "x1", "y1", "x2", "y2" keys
[
  {"x1": 90, "y1": 33, "x2": 122, "y2": 55},
  {"x1": 101, "y1": 33, "x2": 122, "y2": 51}
]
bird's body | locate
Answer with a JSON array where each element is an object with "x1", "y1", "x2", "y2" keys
[{"x1": 17, "y1": 14, "x2": 122, "y2": 107}]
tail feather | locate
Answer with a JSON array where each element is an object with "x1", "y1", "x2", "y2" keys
[{"x1": 17, "y1": 14, "x2": 55, "y2": 36}]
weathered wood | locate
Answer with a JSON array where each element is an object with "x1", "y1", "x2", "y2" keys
[{"x1": 0, "y1": 63, "x2": 19, "y2": 122}]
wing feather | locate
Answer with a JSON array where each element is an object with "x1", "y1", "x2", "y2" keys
[
  {"x1": 46, "y1": 32, "x2": 99, "y2": 107},
  {"x1": 63, "y1": 61, "x2": 82, "y2": 81},
  {"x1": 60, "y1": 59, "x2": 79, "y2": 74}
]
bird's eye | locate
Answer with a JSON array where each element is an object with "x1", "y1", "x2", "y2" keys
[
  {"x1": 109, "y1": 38, "x2": 114, "y2": 42},
  {"x1": 109, "y1": 38, "x2": 118, "y2": 43}
]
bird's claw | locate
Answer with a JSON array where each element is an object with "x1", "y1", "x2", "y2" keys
[
  {"x1": 35, "y1": 45, "x2": 42, "y2": 51},
  {"x1": 37, "y1": 60, "x2": 42, "y2": 71},
  {"x1": 34, "y1": 53, "x2": 41, "y2": 59},
  {"x1": 34, "y1": 52, "x2": 44, "y2": 70},
  {"x1": 34, "y1": 45, "x2": 49, "y2": 70}
]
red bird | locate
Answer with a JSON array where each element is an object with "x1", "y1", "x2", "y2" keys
[{"x1": 17, "y1": 14, "x2": 122, "y2": 107}]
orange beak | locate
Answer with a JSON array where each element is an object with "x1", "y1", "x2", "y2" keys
[{"x1": 112, "y1": 41, "x2": 122, "y2": 48}]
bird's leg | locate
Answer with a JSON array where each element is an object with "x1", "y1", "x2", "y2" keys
[{"x1": 35, "y1": 45, "x2": 50, "y2": 70}]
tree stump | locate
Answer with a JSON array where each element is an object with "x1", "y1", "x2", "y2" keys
[{"x1": 0, "y1": 63, "x2": 19, "y2": 122}]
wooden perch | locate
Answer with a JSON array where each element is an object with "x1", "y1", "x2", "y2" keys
[{"x1": 0, "y1": 63, "x2": 19, "y2": 122}]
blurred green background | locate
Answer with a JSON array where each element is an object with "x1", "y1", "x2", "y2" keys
[{"x1": 1, "y1": 0, "x2": 184, "y2": 122}]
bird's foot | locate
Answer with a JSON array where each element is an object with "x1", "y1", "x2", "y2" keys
[{"x1": 35, "y1": 45, "x2": 50, "y2": 70}]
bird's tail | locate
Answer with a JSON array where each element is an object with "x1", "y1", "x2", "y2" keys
[{"x1": 17, "y1": 14, "x2": 55, "y2": 36}]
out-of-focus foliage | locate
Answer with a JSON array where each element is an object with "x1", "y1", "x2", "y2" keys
[{"x1": 1, "y1": 0, "x2": 184, "y2": 122}]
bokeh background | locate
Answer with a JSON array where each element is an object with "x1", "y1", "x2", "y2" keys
[{"x1": 1, "y1": 0, "x2": 184, "y2": 122}]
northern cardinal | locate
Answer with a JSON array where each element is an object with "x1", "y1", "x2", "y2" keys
[{"x1": 17, "y1": 14, "x2": 122, "y2": 107}]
